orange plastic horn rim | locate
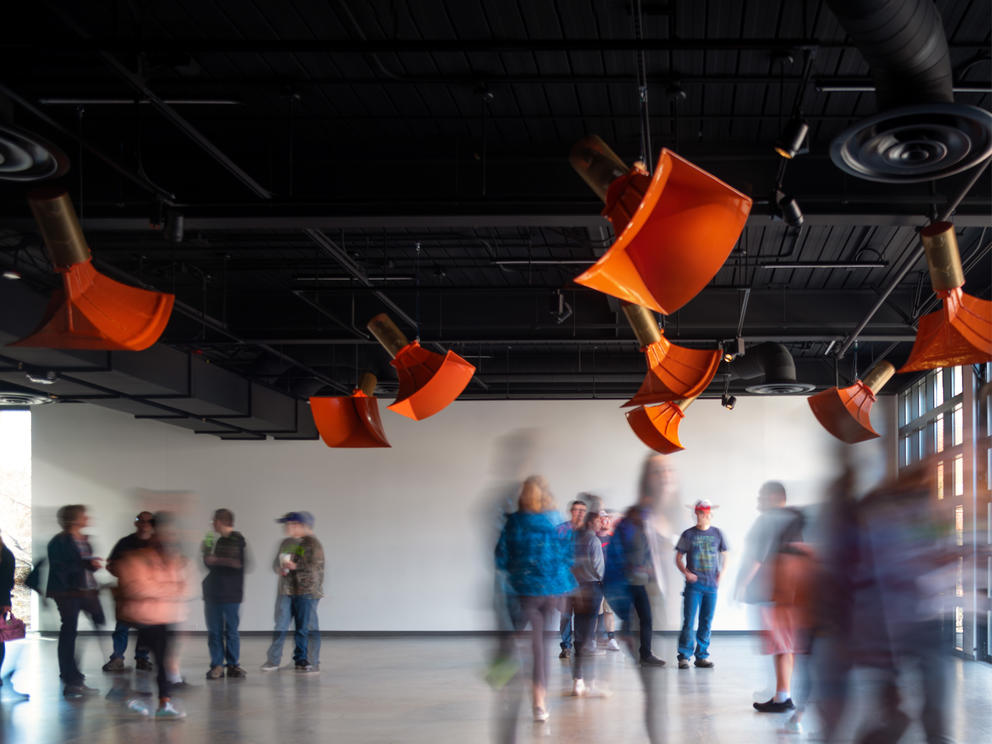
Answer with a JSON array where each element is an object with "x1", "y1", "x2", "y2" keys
[
  {"x1": 807, "y1": 381, "x2": 880, "y2": 444},
  {"x1": 387, "y1": 341, "x2": 476, "y2": 421},
  {"x1": 623, "y1": 334, "x2": 721, "y2": 407},
  {"x1": 899, "y1": 288, "x2": 992, "y2": 372},
  {"x1": 625, "y1": 403, "x2": 686, "y2": 454},
  {"x1": 11, "y1": 259, "x2": 175, "y2": 351},
  {"x1": 574, "y1": 148, "x2": 752, "y2": 315},
  {"x1": 310, "y1": 391, "x2": 391, "y2": 448}
]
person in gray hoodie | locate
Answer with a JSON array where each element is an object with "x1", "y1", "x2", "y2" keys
[{"x1": 570, "y1": 510, "x2": 610, "y2": 697}]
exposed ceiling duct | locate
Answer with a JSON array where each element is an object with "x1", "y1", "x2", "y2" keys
[
  {"x1": 0, "y1": 123, "x2": 69, "y2": 183},
  {"x1": 827, "y1": 0, "x2": 992, "y2": 182},
  {"x1": 0, "y1": 280, "x2": 318, "y2": 440},
  {"x1": 727, "y1": 342, "x2": 816, "y2": 395}
]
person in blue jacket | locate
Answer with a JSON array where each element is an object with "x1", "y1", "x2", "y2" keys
[{"x1": 495, "y1": 476, "x2": 575, "y2": 723}]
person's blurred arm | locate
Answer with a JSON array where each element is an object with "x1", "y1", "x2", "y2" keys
[{"x1": 494, "y1": 526, "x2": 509, "y2": 572}]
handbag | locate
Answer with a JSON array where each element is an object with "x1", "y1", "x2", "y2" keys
[{"x1": 0, "y1": 611, "x2": 26, "y2": 642}]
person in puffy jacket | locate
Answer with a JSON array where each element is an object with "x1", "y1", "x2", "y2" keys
[
  {"x1": 495, "y1": 476, "x2": 574, "y2": 723},
  {"x1": 114, "y1": 512, "x2": 189, "y2": 719}
]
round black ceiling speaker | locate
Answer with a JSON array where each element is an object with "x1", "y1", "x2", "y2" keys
[
  {"x1": 0, "y1": 390, "x2": 55, "y2": 407},
  {"x1": 744, "y1": 380, "x2": 816, "y2": 395},
  {"x1": 830, "y1": 104, "x2": 992, "y2": 183},
  {"x1": 0, "y1": 124, "x2": 70, "y2": 182}
]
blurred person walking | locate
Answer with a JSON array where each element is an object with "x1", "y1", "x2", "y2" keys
[
  {"x1": 202, "y1": 508, "x2": 247, "y2": 680},
  {"x1": 675, "y1": 499, "x2": 729, "y2": 668},
  {"x1": 46, "y1": 504, "x2": 106, "y2": 698},
  {"x1": 262, "y1": 511, "x2": 324, "y2": 674},
  {"x1": 595, "y1": 511, "x2": 620, "y2": 651},
  {"x1": 735, "y1": 481, "x2": 805, "y2": 711},
  {"x1": 570, "y1": 510, "x2": 610, "y2": 698},
  {"x1": 495, "y1": 476, "x2": 575, "y2": 722},
  {"x1": 557, "y1": 498, "x2": 587, "y2": 659},
  {"x1": 1, "y1": 528, "x2": 28, "y2": 700},
  {"x1": 114, "y1": 512, "x2": 189, "y2": 719},
  {"x1": 102, "y1": 511, "x2": 155, "y2": 673},
  {"x1": 604, "y1": 461, "x2": 670, "y2": 667}
]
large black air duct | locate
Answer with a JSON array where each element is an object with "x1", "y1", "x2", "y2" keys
[
  {"x1": 727, "y1": 342, "x2": 816, "y2": 395},
  {"x1": 827, "y1": 0, "x2": 992, "y2": 183}
]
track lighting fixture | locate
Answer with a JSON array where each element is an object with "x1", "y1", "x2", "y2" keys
[
  {"x1": 775, "y1": 117, "x2": 809, "y2": 159},
  {"x1": 775, "y1": 190, "x2": 804, "y2": 228},
  {"x1": 721, "y1": 394, "x2": 737, "y2": 410}
]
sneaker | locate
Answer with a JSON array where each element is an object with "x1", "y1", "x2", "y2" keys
[
  {"x1": 606, "y1": 638, "x2": 621, "y2": 652},
  {"x1": 154, "y1": 700, "x2": 186, "y2": 720},
  {"x1": 584, "y1": 684, "x2": 613, "y2": 699},
  {"x1": 533, "y1": 705, "x2": 549, "y2": 722},
  {"x1": 102, "y1": 657, "x2": 126, "y2": 673},
  {"x1": 694, "y1": 658, "x2": 715, "y2": 668},
  {"x1": 753, "y1": 697, "x2": 795, "y2": 713},
  {"x1": 126, "y1": 696, "x2": 151, "y2": 716},
  {"x1": 640, "y1": 655, "x2": 666, "y2": 667},
  {"x1": 295, "y1": 662, "x2": 319, "y2": 674},
  {"x1": 558, "y1": 648, "x2": 570, "y2": 660},
  {"x1": 784, "y1": 716, "x2": 803, "y2": 734},
  {"x1": 226, "y1": 665, "x2": 247, "y2": 678},
  {"x1": 64, "y1": 683, "x2": 100, "y2": 698},
  {"x1": 135, "y1": 658, "x2": 154, "y2": 672},
  {"x1": 677, "y1": 657, "x2": 690, "y2": 669},
  {"x1": 571, "y1": 679, "x2": 586, "y2": 697},
  {"x1": 168, "y1": 678, "x2": 194, "y2": 690},
  {"x1": 260, "y1": 662, "x2": 280, "y2": 672},
  {"x1": 205, "y1": 666, "x2": 225, "y2": 680},
  {"x1": 484, "y1": 657, "x2": 519, "y2": 690}
]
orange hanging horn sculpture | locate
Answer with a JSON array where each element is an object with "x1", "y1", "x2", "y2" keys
[
  {"x1": 367, "y1": 314, "x2": 476, "y2": 421},
  {"x1": 309, "y1": 373, "x2": 391, "y2": 448},
  {"x1": 625, "y1": 396, "x2": 697, "y2": 454},
  {"x1": 11, "y1": 188, "x2": 174, "y2": 351},
  {"x1": 569, "y1": 135, "x2": 752, "y2": 315},
  {"x1": 899, "y1": 222, "x2": 992, "y2": 372},
  {"x1": 621, "y1": 303, "x2": 720, "y2": 406},
  {"x1": 808, "y1": 360, "x2": 895, "y2": 444}
]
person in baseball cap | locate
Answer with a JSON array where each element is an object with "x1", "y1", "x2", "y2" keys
[
  {"x1": 275, "y1": 512, "x2": 314, "y2": 527},
  {"x1": 674, "y1": 497, "x2": 729, "y2": 668}
]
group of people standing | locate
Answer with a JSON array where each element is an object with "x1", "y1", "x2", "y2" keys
[
  {"x1": 0, "y1": 505, "x2": 325, "y2": 719},
  {"x1": 493, "y1": 454, "x2": 732, "y2": 722}
]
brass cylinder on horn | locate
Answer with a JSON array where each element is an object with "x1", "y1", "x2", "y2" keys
[
  {"x1": 27, "y1": 189, "x2": 92, "y2": 269},
  {"x1": 569, "y1": 135, "x2": 629, "y2": 203},
  {"x1": 357, "y1": 372, "x2": 378, "y2": 396},
  {"x1": 622, "y1": 303, "x2": 663, "y2": 348},
  {"x1": 921, "y1": 221, "x2": 964, "y2": 293},
  {"x1": 862, "y1": 360, "x2": 896, "y2": 396},
  {"x1": 677, "y1": 395, "x2": 699, "y2": 412},
  {"x1": 366, "y1": 314, "x2": 410, "y2": 358}
]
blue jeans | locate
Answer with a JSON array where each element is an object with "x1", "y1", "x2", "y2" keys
[
  {"x1": 559, "y1": 599, "x2": 573, "y2": 649},
  {"x1": 110, "y1": 620, "x2": 150, "y2": 661},
  {"x1": 205, "y1": 601, "x2": 241, "y2": 667},
  {"x1": 266, "y1": 595, "x2": 320, "y2": 666},
  {"x1": 677, "y1": 583, "x2": 718, "y2": 659}
]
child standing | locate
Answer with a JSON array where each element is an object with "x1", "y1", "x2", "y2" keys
[{"x1": 675, "y1": 499, "x2": 729, "y2": 668}]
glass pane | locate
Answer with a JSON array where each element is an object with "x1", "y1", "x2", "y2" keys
[
  {"x1": 900, "y1": 391, "x2": 909, "y2": 427},
  {"x1": 955, "y1": 606, "x2": 964, "y2": 651},
  {"x1": 952, "y1": 366, "x2": 963, "y2": 396},
  {"x1": 934, "y1": 368, "x2": 944, "y2": 407},
  {"x1": 957, "y1": 556, "x2": 964, "y2": 597},
  {"x1": 953, "y1": 403, "x2": 963, "y2": 446},
  {"x1": 916, "y1": 380, "x2": 926, "y2": 417},
  {"x1": 955, "y1": 455, "x2": 965, "y2": 498},
  {"x1": 937, "y1": 461, "x2": 944, "y2": 500},
  {"x1": 955, "y1": 504, "x2": 964, "y2": 546},
  {"x1": 936, "y1": 413, "x2": 945, "y2": 453}
]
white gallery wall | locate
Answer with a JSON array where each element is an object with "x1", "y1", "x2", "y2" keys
[{"x1": 30, "y1": 394, "x2": 893, "y2": 632}]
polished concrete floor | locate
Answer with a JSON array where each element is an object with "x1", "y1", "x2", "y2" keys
[{"x1": 0, "y1": 635, "x2": 989, "y2": 743}]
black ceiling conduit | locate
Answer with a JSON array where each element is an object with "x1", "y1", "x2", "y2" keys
[
  {"x1": 825, "y1": 0, "x2": 954, "y2": 109},
  {"x1": 723, "y1": 342, "x2": 815, "y2": 394}
]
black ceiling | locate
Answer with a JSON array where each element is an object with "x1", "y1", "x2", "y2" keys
[{"x1": 1, "y1": 0, "x2": 990, "y2": 406}]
